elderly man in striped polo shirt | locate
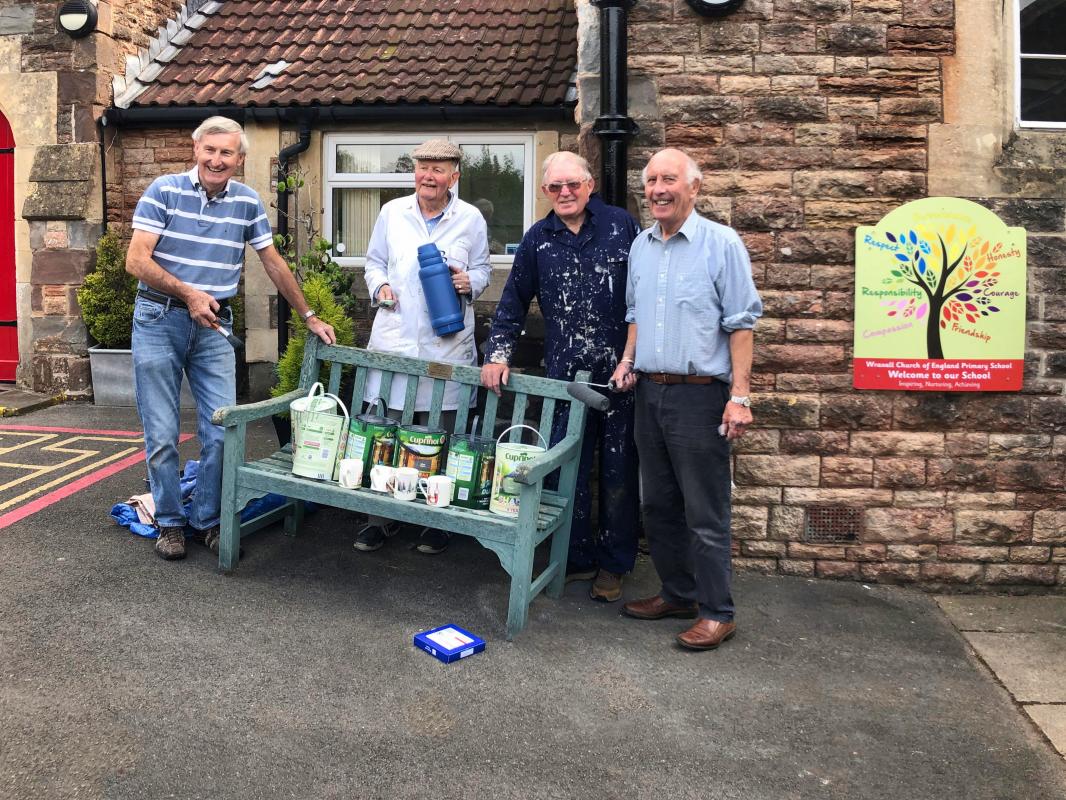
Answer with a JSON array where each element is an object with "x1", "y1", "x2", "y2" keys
[{"x1": 126, "y1": 116, "x2": 336, "y2": 561}]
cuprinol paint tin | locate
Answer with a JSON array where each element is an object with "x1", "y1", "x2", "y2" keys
[
  {"x1": 393, "y1": 425, "x2": 448, "y2": 480},
  {"x1": 445, "y1": 434, "x2": 496, "y2": 510}
]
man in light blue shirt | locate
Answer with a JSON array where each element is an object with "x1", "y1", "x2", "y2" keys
[
  {"x1": 611, "y1": 148, "x2": 762, "y2": 652},
  {"x1": 126, "y1": 116, "x2": 335, "y2": 562}
]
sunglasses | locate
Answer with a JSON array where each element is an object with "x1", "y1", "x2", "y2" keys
[{"x1": 544, "y1": 180, "x2": 587, "y2": 195}]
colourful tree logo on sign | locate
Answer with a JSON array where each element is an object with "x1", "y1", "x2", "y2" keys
[{"x1": 876, "y1": 224, "x2": 1014, "y2": 359}]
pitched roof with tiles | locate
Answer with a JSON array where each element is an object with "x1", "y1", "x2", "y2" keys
[{"x1": 115, "y1": 0, "x2": 578, "y2": 110}]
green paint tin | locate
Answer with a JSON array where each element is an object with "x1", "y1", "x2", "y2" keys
[
  {"x1": 343, "y1": 400, "x2": 398, "y2": 488},
  {"x1": 394, "y1": 425, "x2": 449, "y2": 481},
  {"x1": 445, "y1": 434, "x2": 496, "y2": 510}
]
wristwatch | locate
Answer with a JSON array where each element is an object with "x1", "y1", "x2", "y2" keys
[
  {"x1": 729, "y1": 395, "x2": 752, "y2": 407},
  {"x1": 302, "y1": 309, "x2": 317, "y2": 321}
]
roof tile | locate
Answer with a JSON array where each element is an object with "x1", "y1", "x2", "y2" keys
[{"x1": 130, "y1": 0, "x2": 577, "y2": 110}]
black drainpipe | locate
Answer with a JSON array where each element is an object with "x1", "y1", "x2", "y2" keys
[
  {"x1": 591, "y1": 0, "x2": 638, "y2": 209},
  {"x1": 275, "y1": 114, "x2": 313, "y2": 356}
]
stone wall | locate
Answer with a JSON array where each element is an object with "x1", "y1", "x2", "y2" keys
[{"x1": 618, "y1": 0, "x2": 1066, "y2": 589}]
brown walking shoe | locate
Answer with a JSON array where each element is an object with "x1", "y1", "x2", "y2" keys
[
  {"x1": 622, "y1": 595, "x2": 698, "y2": 620},
  {"x1": 676, "y1": 618, "x2": 736, "y2": 651},
  {"x1": 589, "y1": 569, "x2": 623, "y2": 603},
  {"x1": 154, "y1": 526, "x2": 186, "y2": 561}
]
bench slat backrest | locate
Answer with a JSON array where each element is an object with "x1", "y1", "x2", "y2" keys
[{"x1": 300, "y1": 336, "x2": 589, "y2": 446}]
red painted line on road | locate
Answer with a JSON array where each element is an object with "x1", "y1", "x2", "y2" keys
[{"x1": 0, "y1": 431, "x2": 195, "y2": 530}]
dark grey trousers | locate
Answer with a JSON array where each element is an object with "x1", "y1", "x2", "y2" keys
[{"x1": 634, "y1": 380, "x2": 735, "y2": 622}]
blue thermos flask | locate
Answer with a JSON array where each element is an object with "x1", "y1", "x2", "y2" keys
[{"x1": 416, "y1": 243, "x2": 465, "y2": 336}]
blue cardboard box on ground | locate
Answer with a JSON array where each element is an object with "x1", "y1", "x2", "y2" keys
[{"x1": 413, "y1": 624, "x2": 486, "y2": 663}]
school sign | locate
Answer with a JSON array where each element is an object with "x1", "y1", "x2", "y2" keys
[{"x1": 853, "y1": 197, "x2": 1027, "y2": 392}]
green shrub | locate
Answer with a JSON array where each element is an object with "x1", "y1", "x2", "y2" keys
[
  {"x1": 76, "y1": 229, "x2": 137, "y2": 349},
  {"x1": 270, "y1": 272, "x2": 355, "y2": 409}
]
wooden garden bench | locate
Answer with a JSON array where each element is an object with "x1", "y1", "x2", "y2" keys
[{"x1": 212, "y1": 336, "x2": 603, "y2": 639}]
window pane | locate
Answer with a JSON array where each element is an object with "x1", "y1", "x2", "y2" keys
[
  {"x1": 336, "y1": 144, "x2": 416, "y2": 175},
  {"x1": 1020, "y1": 0, "x2": 1066, "y2": 55},
  {"x1": 332, "y1": 187, "x2": 408, "y2": 257},
  {"x1": 458, "y1": 144, "x2": 525, "y2": 256},
  {"x1": 1021, "y1": 58, "x2": 1066, "y2": 123}
]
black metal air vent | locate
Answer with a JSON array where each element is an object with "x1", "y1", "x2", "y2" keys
[{"x1": 803, "y1": 507, "x2": 862, "y2": 544}]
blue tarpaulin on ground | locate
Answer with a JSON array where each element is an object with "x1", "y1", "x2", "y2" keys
[{"x1": 109, "y1": 460, "x2": 294, "y2": 538}]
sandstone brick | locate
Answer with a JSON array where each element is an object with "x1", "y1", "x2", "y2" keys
[
  {"x1": 631, "y1": 23, "x2": 700, "y2": 54},
  {"x1": 1031, "y1": 397, "x2": 1066, "y2": 434},
  {"x1": 853, "y1": 0, "x2": 904, "y2": 20},
  {"x1": 994, "y1": 460, "x2": 1064, "y2": 491},
  {"x1": 816, "y1": 560, "x2": 861, "y2": 579},
  {"x1": 685, "y1": 55, "x2": 757, "y2": 74},
  {"x1": 756, "y1": 344, "x2": 847, "y2": 372},
  {"x1": 753, "y1": 55, "x2": 836, "y2": 75},
  {"x1": 825, "y1": 99, "x2": 880, "y2": 124},
  {"x1": 877, "y1": 170, "x2": 927, "y2": 197},
  {"x1": 778, "y1": 230, "x2": 855, "y2": 263},
  {"x1": 696, "y1": 21, "x2": 761, "y2": 53},
  {"x1": 31, "y1": 250, "x2": 95, "y2": 285},
  {"x1": 809, "y1": 265, "x2": 855, "y2": 289},
  {"x1": 664, "y1": 123, "x2": 725, "y2": 148},
  {"x1": 861, "y1": 561, "x2": 921, "y2": 582},
  {"x1": 723, "y1": 123, "x2": 795, "y2": 146},
  {"x1": 732, "y1": 429, "x2": 781, "y2": 454},
  {"x1": 901, "y1": 0, "x2": 955, "y2": 23},
  {"x1": 743, "y1": 540, "x2": 788, "y2": 558},
  {"x1": 779, "y1": 558, "x2": 816, "y2": 576},
  {"x1": 1014, "y1": 493, "x2": 1063, "y2": 511},
  {"x1": 773, "y1": 0, "x2": 851, "y2": 19},
  {"x1": 938, "y1": 545, "x2": 1008, "y2": 562},
  {"x1": 944, "y1": 433, "x2": 989, "y2": 457},
  {"x1": 746, "y1": 96, "x2": 828, "y2": 122},
  {"x1": 770, "y1": 505, "x2": 806, "y2": 540},
  {"x1": 630, "y1": 55, "x2": 686, "y2": 73},
  {"x1": 894, "y1": 395, "x2": 1029, "y2": 432},
  {"x1": 660, "y1": 95, "x2": 745, "y2": 123},
  {"x1": 732, "y1": 505, "x2": 770, "y2": 538},
  {"x1": 733, "y1": 486, "x2": 784, "y2": 505},
  {"x1": 806, "y1": 200, "x2": 898, "y2": 228},
  {"x1": 780, "y1": 431, "x2": 850, "y2": 455},
  {"x1": 1009, "y1": 546, "x2": 1051, "y2": 564},
  {"x1": 835, "y1": 57, "x2": 869, "y2": 76},
  {"x1": 718, "y1": 75, "x2": 770, "y2": 95},
  {"x1": 984, "y1": 564, "x2": 1057, "y2": 586},
  {"x1": 879, "y1": 97, "x2": 941, "y2": 122},
  {"x1": 887, "y1": 25, "x2": 953, "y2": 54},
  {"x1": 762, "y1": 263, "x2": 813, "y2": 289},
  {"x1": 739, "y1": 232, "x2": 776, "y2": 261},
  {"x1": 887, "y1": 543, "x2": 937, "y2": 562},
  {"x1": 788, "y1": 542, "x2": 847, "y2": 559},
  {"x1": 760, "y1": 290, "x2": 824, "y2": 317},
  {"x1": 775, "y1": 374, "x2": 855, "y2": 391},
  {"x1": 771, "y1": 75, "x2": 821, "y2": 93},
  {"x1": 865, "y1": 507, "x2": 954, "y2": 543},
  {"x1": 920, "y1": 562, "x2": 983, "y2": 584},
  {"x1": 1033, "y1": 510, "x2": 1066, "y2": 544},
  {"x1": 734, "y1": 558, "x2": 779, "y2": 575},
  {"x1": 821, "y1": 457, "x2": 874, "y2": 487},
  {"x1": 733, "y1": 197, "x2": 805, "y2": 230},
  {"x1": 891, "y1": 490, "x2": 945, "y2": 507},
  {"x1": 944, "y1": 491, "x2": 1017, "y2": 509},
  {"x1": 656, "y1": 75, "x2": 722, "y2": 96},
  {"x1": 757, "y1": 393, "x2": 821, "y2": 428},
  {"x1": 954, "y1": 510, "x2": 1032, "y2": 544},
  {"x1": 786, "y1": 319, "x2": 853, "y2": 343},
  {"x1": 793, "y1": 170, "x2": 877, "y2": 198},
  {"x1": 820, "y1": 395, "x2": 893, "y2": 430},
  {"x1": 846, "y1": 543, "x2": 887, "y2": 562},
  {"x1": 848, "y1": 432, "x2": 940, "y2": 456},
  {"x1": 873, "y1": 458, "x2": 926, "y2": 488},
  {"x1": 1028, "y1": 323, "x2": 1066, "y2": 350},
  {"x1": 817, "y1": 24, "x2": 887, "y2": 54},
  {"x1": 1053, "y1": 547, "x2": 1066, "y2": 564},
  {"x1": 793, "y1": 125, "x2": 858, "y2": 147},
  {"x1": 785, "y1": 488, "x2": 893, "y2": 505},
  {"x1": 736, "y1": 455, "x2": 821, "y2": 487},
  {"x1": 987, "y1": 434, "x2": 1054, "y2": 460},
  {"x1": 751, "y1": 316, "x2": 787, "y2": 342},
  {"x1": 761, "y1": 22, "x2": 817, "y2": 53},
  {"x1": 832, "y1": 146, "x2": 926, "y2": 169},
  {"x1": 819, "y1": 76, "x2": 920, "y2": 95}
]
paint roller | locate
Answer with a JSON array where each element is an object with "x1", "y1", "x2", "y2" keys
[{"x1": 565, "y1": 381, "x2": 610, "y2": 412}]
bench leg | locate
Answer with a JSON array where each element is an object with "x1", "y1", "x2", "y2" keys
[
  {"x1": 546, "y1": 520, "x2": 572, "y2": 600},
  {"x1": 283, "y1": 500, "x2": 305, "y2": 536},
  {"x1": 505, "y1": 539, "x2": 535, "y2": 640},
  {"x1": 218, "y1": 509, "x2": 241, "y2": 572}
]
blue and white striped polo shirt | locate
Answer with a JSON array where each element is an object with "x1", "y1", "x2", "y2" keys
[{"x1": 131, "y1": 166, "x2": 274, "y2": 299}]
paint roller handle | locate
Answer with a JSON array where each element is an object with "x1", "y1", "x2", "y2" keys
[
  {"x1": 566, "y1": 382, "x2": 609, "y2": 412},
  {"x1": 212, "y1": 323, "x2": 244, "y2": 350}
]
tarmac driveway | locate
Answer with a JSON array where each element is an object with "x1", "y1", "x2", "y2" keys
[{"x1": 0, "y1": 408, "x2": 1063, "y2": 800}]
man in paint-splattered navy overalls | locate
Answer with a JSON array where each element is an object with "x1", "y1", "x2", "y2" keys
[{"x1": 482, "y1": 152, "x2": 639, "y2": 603}]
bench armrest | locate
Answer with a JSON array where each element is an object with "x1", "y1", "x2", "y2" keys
[
  {"x1": 212, "y1": 389, "x2": 306, "y2": 427},
  {"x1": 509, "y1": 434, "x2": 582, "y2": 486}
]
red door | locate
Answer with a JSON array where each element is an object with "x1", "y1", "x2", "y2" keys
[{"x1": 0, "y1": 111, "x2": 16, "y2": 381}]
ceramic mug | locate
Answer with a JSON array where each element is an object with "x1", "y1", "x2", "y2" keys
[
  {"x1": 391, "y1": 466, "x2": 420, "y2": 501},
  {"x1": 369, "y1": 464, "x2": 395, "y2": 492},
  {"x1": 418, "y1": 475, "x2": 454, "y2": 508},
  {"x1": 338, "y1": 458, "x2": 363, "y2": 489}
]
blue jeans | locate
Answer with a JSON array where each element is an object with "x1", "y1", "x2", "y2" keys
[{"x1": 132, "y1": 296, "x2": 235, "y2": 531}]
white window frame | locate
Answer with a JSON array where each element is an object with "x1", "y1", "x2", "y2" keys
[
  {"x1": 322, "y1": 132, "x2": 537, "y2": 268},
  {"x1": 1015, "y1": 0, "x2": 1066, "y2": 129}
]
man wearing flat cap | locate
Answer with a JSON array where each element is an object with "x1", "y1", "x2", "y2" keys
[{"x1": 356, "y1": 138, "x2": 492, "y2": 555}]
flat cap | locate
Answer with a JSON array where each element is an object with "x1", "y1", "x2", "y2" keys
[{"x1": 412, "y1": 138, "x2": 461, "y2": 161}]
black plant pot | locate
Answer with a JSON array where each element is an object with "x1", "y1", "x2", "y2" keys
[{"x1": 272, "y1": 414, "x2": 292, "y2": 448}]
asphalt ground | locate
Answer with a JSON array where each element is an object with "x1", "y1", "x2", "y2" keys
[{"x1": 1, "y1": 403, "x2": 1064, "y2": 800}]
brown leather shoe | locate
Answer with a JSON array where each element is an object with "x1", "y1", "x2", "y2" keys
[
  {"x1": 622, "y1": 595, "x2": 698, "y2": 620},
  {"x1": 676, "y1": 618, "x2": 736, "y2": 651}
]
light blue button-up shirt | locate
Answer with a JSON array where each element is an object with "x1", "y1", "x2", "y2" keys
[{"x1": 626, "y1": 210, "x2": 762, "y2": 383}]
